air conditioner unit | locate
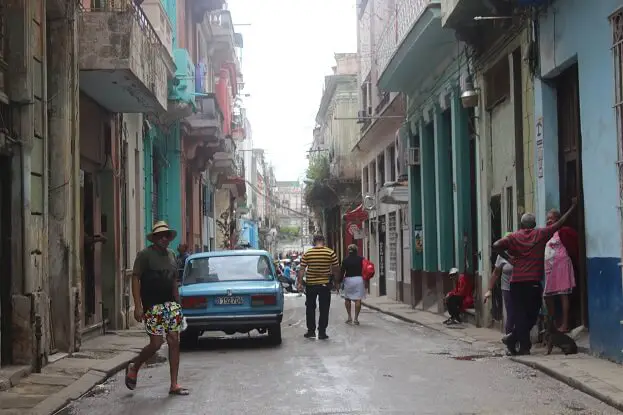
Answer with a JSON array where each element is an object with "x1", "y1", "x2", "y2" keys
[{"x1": 407, "y1": 147, "x2": 420, "y2": 166}]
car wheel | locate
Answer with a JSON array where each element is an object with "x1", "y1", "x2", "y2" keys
[
  {"x1": 268, "y1": 324, "x2": 282, "y2": 346},
  {"x1": 180, "y1": 330, "x2": 199, "y2": 348}
]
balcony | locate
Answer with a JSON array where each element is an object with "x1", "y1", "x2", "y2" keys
[
  {"x1": 213, "y1": 136, "x2": 236, "y2": 175},
  {"x1": 206, "y1": 10, "x2": 242, "y2": 67},
  {"x1": 441, "y1": 0, "x2": 514, "y2": 30},
  {"x1": 189, "y1": 0, "x2": 226, "y2": 17},
  {"x1": 376, "y1": 0, "x2": 455, "y2": 93},
  {"x1": 78, "y1": 0, "x2": 175, "y2": 113},
  {"x1": 182, "y1": 94, "x2": 223, "y2": 143},
  {"x1": 141, "y1": 0, "x2": 174, "y2": 57},
  {"x1": 170, "y1": 49, "x2": 195, "y2": 104}
]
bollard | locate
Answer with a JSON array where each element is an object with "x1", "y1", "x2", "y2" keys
[{"x1": 34, "y1": 314, "x2": 42, "y2": 373}]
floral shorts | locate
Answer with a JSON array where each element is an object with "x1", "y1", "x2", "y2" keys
[{"x1": 144, "y1": 302, "x2": 183, "y2": 336}]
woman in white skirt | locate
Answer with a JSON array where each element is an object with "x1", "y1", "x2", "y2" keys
[{"x1": 340, "y1": 244, "x2": 366, "y2": 325}]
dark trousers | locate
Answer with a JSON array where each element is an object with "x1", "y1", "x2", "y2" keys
[
  {"x1": 502, "y1": 289, "x2": 515, "y2": 335},
  {"x1": 508, "y1": 281, "x2": 543, "y2": 353},
  {"x1": 447, "y1": 295, "x2": 463, "y2": 321},
  {"x1": 305, "y1": 284, "x2": 331, "y2": 333}
]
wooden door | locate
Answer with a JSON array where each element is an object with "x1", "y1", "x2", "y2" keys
[{"x1": 556, "y1": 63, "x2": 588, "y2": 328}]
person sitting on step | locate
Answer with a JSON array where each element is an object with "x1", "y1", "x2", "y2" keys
[{"x1": 443, "y1": 268, "x2": 474, "y2": 325}]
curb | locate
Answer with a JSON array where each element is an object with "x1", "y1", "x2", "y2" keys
[
  {"x1": 510, "y1": 357, "x2": 623, "y2": 413},
  {"x1": 30, "y1": 351, "x2": 139, "y2": 415},
  {"x1": 362, "y1": 302, "x2": 477, "y2": 344}
]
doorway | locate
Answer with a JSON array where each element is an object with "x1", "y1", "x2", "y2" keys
[
  {"x1": 489, "y1": 194, "x2": 503, "y2": 322},
  {"x1": 555, "y1": 63, "x2": 588, "y2": 329},
  {"x1": 0, "y1": 156, "x2": 12, "y2": 365},
  {"x1": 82, "y1": 172, "x2": 96, "y2": 326}
]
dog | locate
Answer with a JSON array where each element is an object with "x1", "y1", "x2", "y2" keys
[{"x1": 540, "y1": 318, "x2": 578, "y2": 355}]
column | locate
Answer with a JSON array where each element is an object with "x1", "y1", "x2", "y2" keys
[
  {"x1": 46, "y1": 7, "x2": 79, "y2": 353},
  {"x1": 143, "y1": 130, "x2": 154, "y2": 234},
  {"x1": 434, "y1": 106, "x2": 454, "y2": 272},
  {"x1": 533, "y1": 78, "x2": 560, "y2": 226},
  {"x1": 163, "y1": 123, "x2": 183, "y2": 247},
  {"x1": 451, "y1": 89, "x2": 473, "y2": 271},
  {"x1": 409, "y1": 119, "x2": 423, "y2": 271},
  {"x1": 419, "y1": 119, "x2": 437, "y2": 272}
]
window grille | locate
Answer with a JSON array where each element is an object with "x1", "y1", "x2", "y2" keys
[
  {"x1": 388, "y1": 212, "x2": 397, "y2": 272},
  {"x1": 611, "y1": 9, "x2": 623, "y2": 209}
]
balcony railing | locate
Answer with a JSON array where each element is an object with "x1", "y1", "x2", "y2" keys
[
  {"x1": 79, "y1": 0, "x2": 174, "y2": 112},
  {"x1": 376, "y1": 0, "x2": 432, "y2": 77}
]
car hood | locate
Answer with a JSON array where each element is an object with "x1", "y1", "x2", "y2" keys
[{"x1": 180, "y1": 280, "x2": 280, "y2": 296}]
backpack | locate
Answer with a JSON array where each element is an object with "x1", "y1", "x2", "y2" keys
[{"x1": 362, "y1": 258, "x2": 375, "y2": 280}]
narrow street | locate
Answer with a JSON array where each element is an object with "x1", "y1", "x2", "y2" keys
[{"x1": 58, "y1": 295, "x2": 617, "y2": 415}]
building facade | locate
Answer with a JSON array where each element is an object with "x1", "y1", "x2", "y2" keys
[
  {"x1": 356, "y1": 0, "x2": 623, "y2": 363},
  {"x1": 309, "y1": 54, "x2": 362, "y2": 260}
]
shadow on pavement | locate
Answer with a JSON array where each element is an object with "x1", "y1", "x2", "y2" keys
[{"x1": 181, "y1": 333, "x2": 281, "y2": 352}]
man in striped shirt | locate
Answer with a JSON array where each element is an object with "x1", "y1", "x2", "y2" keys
[
  {"x1": 297, "y1": 234, "x2": 340, "y2": 340},
  {"x1": 493, "y1": 200, "x2": 576, "y2": 355}
]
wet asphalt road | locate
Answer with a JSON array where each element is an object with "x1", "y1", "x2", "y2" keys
[{"x1": 59, "y1": 294, "x2": 619, "y2": 415}]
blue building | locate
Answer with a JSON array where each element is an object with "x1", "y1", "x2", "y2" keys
[{"x1": 534, "y1": 0, "x2": 623, "y2": 361}]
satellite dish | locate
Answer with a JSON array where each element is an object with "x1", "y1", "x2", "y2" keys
[{"x1": 363, "y1": 194, "x2": 376, "y2": 211}]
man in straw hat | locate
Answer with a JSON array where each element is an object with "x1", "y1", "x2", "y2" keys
[{"x1": 124, "y1": 221, "x2": 189, "y2": 396}]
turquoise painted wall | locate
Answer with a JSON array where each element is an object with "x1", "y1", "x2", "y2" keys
[{"x1": 408, "y1": 120, "x2": 423, "y2": 270}]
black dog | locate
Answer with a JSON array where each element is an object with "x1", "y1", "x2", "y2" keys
[{"x1": 541, "y1": 318, "x2": 578, "y2": 355}]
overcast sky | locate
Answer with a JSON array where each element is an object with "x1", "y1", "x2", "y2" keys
[{"x1": 228, "y1": 0, "x2": 357, "y2": 181}]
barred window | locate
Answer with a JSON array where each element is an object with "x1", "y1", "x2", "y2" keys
[
  {"x1": 388, "y1": 212, "x2": 397, "y2": 272},
  {"x1": 611, "y1": 9, "x2": 623, "y2": 205}
]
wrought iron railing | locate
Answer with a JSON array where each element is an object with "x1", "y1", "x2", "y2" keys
[{"x1": 375, "y1": 0, "x2": 432, "y2": 78}]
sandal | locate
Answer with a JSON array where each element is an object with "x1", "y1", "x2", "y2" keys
[
  {"x1": 125, "y1": 363, "x2": 138, "y2": 391},
  {"x1": 346, "y1": 318, "x2": 352, "y2": 324},
  {"x1": 169, "y1": 385, "x2": 190, "y2": 396},
  {"x1": 353, "y1": 320, "x2": 360, "y2": 326}
]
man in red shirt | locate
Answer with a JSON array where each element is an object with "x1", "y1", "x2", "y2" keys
[
  {"x1": 492, "y1": 200, "x2": 576, "y2": 355},
  {"x1": 443, "y1": 268, "x2": 474, "y2": 325}
]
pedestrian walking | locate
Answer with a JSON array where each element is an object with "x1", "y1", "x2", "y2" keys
[
  {"x1": 340, "y1": 244, "x2": 366, "y2": 325},
  {"x1": 297, "y1": 234, "x2": 340, "y2": 340},
  {"x1": 492, "y1": 199, "x2": 576, "y2": 356},
  {"x1": 125, "y1": 221, "x2": 189, "y2": 396}
]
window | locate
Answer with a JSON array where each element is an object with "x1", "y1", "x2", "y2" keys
[
  {"x1": 611, "y1": 9, "x2": 623, "y2": 205},
  {"x1": 377, "y1": 154, "x2": 385, "y2": 188},
  {"x1": 389, "y1": 145, "x2": 396, "y2": 181},
  {"x1": 362, "y1": 166, "x2": 368, "y2": 195},
  {"x1": 183, "y1": 255, "x2": 274, "y2": 285},
  {"x1": 505, "y1": 186, "x2": 514, "y2": 233},
  {"x1": 388, "y1": 212, "x2": 397, "y2": 272}
]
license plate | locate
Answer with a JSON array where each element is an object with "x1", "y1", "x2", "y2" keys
[{"x1": 215, "y1": 296, "x2": 243, "y2": 305}]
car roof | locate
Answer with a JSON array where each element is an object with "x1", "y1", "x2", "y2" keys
[{"x1": 188, "y1": 250, "x2": 271, "y2": 260}]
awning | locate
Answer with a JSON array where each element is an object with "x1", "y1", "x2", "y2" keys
[{"x1": 343, "y1": 204, "x2": 368, "y2": 222}]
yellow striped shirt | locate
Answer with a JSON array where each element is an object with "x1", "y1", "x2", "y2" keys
[{"x1": 301, "y1": 246, "x2": 339, "y2": 285}]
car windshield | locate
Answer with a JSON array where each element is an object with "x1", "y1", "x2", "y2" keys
[{"x1": 183, "y1": 255, "x2": 275, "y2": 285}]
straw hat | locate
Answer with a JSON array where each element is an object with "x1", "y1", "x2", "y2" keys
[{"x1": 147, "y1": 221, "x2": 177, "y2": 243}]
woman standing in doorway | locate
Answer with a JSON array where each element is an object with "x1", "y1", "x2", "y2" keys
[
  {"x1": 340, "y1": 244, "x2": 366, "y2": 325},
  {"x1": 544, "y1": 209, "x2": 579, "y2": 333}
]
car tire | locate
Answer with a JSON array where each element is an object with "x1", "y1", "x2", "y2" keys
[
  {"x1": 268, "y1": 324, "x2": 282, "y2": 346},
  {"x1": 180, "y1": 330, "x2": 199, "y2": 348}
]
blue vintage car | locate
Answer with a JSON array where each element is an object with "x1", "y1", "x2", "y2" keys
[{"x1": 179, "y1": 250, "x2": 285, "y2": 346}]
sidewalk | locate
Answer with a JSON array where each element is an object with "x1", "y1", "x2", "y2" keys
[
  {"x1": 0, "y1": 329, "x2": 151, "y2": 415},
  {"x1": 363, "y1": 296, "x2": 623, "y2": 412}
]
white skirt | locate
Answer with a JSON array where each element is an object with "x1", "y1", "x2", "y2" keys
[{"x1": 341, "y1": 276, "x2": 366, "y2": 300}]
